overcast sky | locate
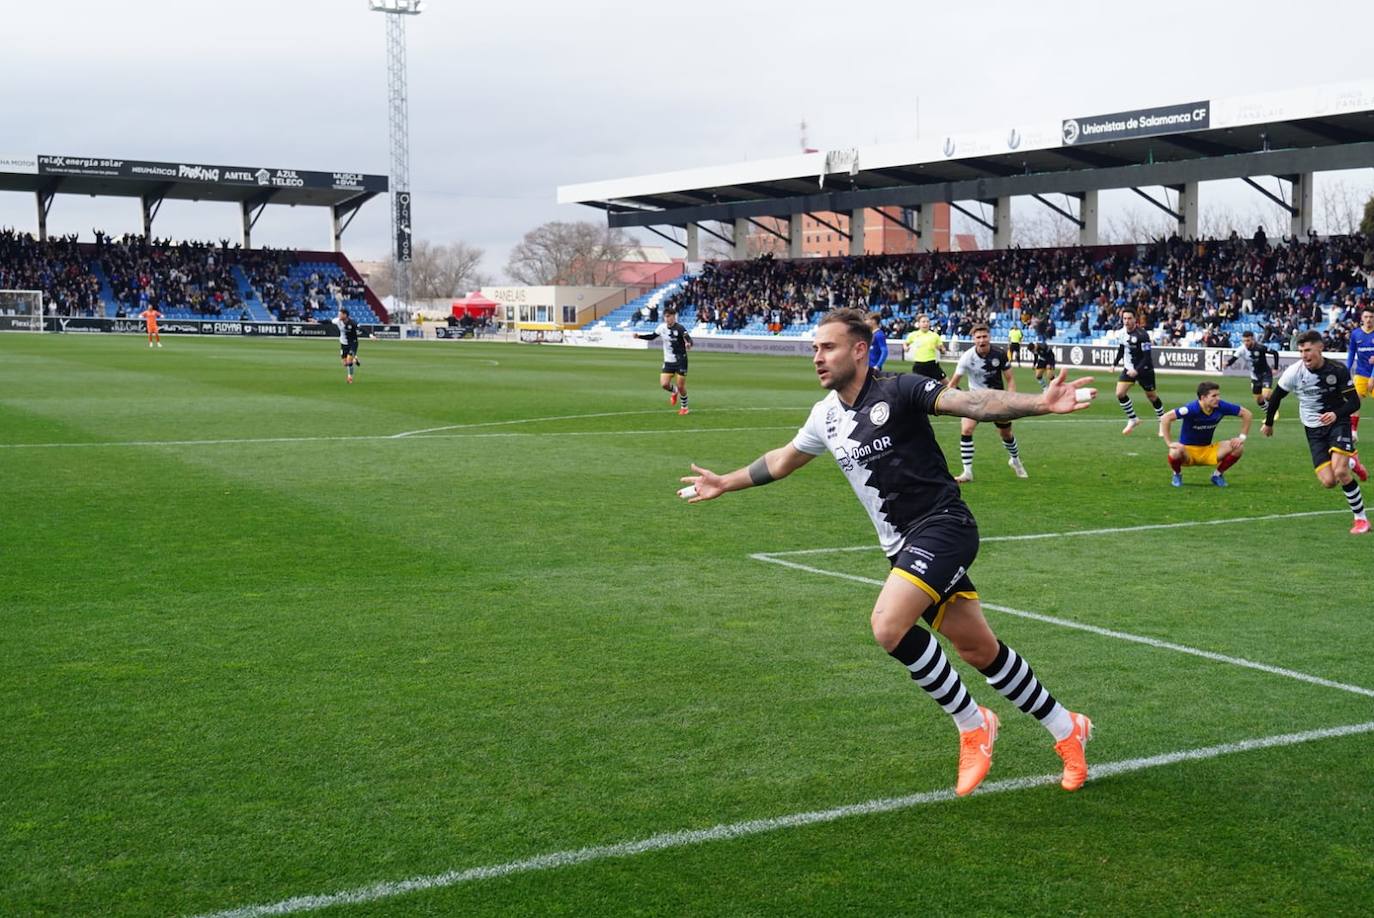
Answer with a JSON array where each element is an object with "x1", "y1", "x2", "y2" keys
[{"x1": 2, "y1": 0, "x2": 1372, "y2": 279}]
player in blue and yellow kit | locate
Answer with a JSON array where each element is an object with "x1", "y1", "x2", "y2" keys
[
  {"x1": 1159, "y1": 380, "x2": 1253, "y2": 487},
  {"x1": 1347, "y1": 304, "x2": 1374, "y2": 441}
]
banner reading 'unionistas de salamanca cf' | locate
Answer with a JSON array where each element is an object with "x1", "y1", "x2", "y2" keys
[{"x1": 1062, "y1": 101, "x2": 1209, "y2": 146}]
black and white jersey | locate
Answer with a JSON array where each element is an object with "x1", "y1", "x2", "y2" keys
[
  {"x1": 1116, "y1": 327, "x2": 1153, "y2": 373},
  {"x1": 335, "y1": 315, "x2": 359, "y2": 345},
  {"x1": 1032, "y1": 343, "x2": 1056, "y2": 369},
  {"x1": 1275, "y1": 359, "x2": 1356, "y2": 428},
  {"x1": 644, "y1": 322, "x2": 691, "y2": 361},
  {"x1": 1229, "y1": 342, "x2": 1277, "y2": 378},
  {"x1": 792, "y1": 371, "x2": 971, "y2": 556},
  {"x1": 954, "y1": 345, "x2": 1010, "y2": 391}
]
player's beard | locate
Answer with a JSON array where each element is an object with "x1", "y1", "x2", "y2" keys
[{"x1": 821, "y1": 360, "x2": 858, "y2": 392}]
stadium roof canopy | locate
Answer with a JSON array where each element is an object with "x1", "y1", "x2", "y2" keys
[
  {"x1": 558, "y1": 81, "x2": 1374, "y2": 253},
  {"x1": 0, "y1": 153, "x2": 388, "y2": 250}
]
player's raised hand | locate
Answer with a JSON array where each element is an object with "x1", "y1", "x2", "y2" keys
[
  {"x1": 680, "y1": 463, "x2": 724, "y2": 502},
  {"x1": 1041, "y1": 369, "x2": 1096, "y2": 414}
]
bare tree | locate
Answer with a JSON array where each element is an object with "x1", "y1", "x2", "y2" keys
[
  {"x1": 1010, "y1": 205, "x2": 1079, "y2": 248},
  {"x1": 370, "y1": 241, "x2": 490, "y2": 300},
  {"x1": 1103, "y1": 207, "x2": 1174, "y2": 244},
  {"x1": 505, "y1": 221, "x2": 643, "y2": 285},
  {"x1": 950, "y1": 207, "x2": 993, "y2": 251},
  {"x1": 1319, "y1": 178, "x2": 1370, "y2": 236}
]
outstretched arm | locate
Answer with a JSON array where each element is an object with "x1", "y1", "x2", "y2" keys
[
  {"x1": 680, "y1": 443, "x2": 817, "y2": 503},
  {"x1": 935, "y1": 369, "x2": 1095, "y2": 422}
]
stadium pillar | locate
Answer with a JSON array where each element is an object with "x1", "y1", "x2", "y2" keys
[
  {"x1": 789, "y1": 213, "x2": 803, "y2": 259},
  {"x1": 1079, "y1": 190, "x2": 1099, "y2": 246},
  {"x1": 1176, "y1": 182, "x2": 1199, "y2": 239},
  {"x1": 993, "y1": 197, "x2": 1012, "y2": 249},
  {"x1": 849, "y1": 208, "x2": 865, "y2": 256},
  {"x1": 917, "y1": 205, "x2": 935, "y2": 253},
  {"x1": 1291, "y1": 173, "x2": 1314, "y2": 238},
  {"x1": 35, "y1": 190, "x2": 53, "y2": 242},
  {"x1": 733, "y1": 218, "x2": 749, "y2": 259},
  {"x1": 685, "y1": 223, "x2": 699, "y2": 261},
  {"x1": 241, "y1": 203, "x2": 253, "y2": 250},
  {"x1": 140, "y1": 193, "x2": 161, "y2": 239}
]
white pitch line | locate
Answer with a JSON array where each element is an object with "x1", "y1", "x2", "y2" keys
[
  {"x1": 757, "y1": 509, "x2": 1346, "y2": 557},
  {"x1": 0, "y1": 425, "x2": 798, "y2": 451},
  {"x1": 388, "y1": 406, "x2": 802, "y2": 438},
  {"x1": 187, "y1": 719, "x2": 1374, "y2": 918},
  {"x1": 747, "y1": 555, "x2": 1374, "y2": 699}
]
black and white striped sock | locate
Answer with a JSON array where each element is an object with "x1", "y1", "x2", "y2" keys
[
  {"x1": 1118, "y1": 395, "x2": 1138, "y2": 420},
  {"x1": 889, "y1": 626, "x2": 984, "y2": 732},
  {"x1": 1150, "y1": 396, "x2": 1165, "y2": 418},
  {"x1": 1342, "y1": 479, "x2": 1366, "y2": 519},
  {"x1": 1002, "y1": 437, "x2": 1020, "y2": 461},
  {"x1": 959, "y1": 435, "x2": 975, "y2": 471},
  {"x1": 680, "y1": 393, "x2": 689, "y2": 408},
  {"x1": 978, "y1": 640, "x2": 1072, "y2": 740}
]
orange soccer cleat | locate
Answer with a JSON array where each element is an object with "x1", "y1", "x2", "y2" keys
[
  {"x1": 1351, "y1": 518, "x2": 1370, "y2": 535},
  {"x1": 670, "y1": 390, "x2": 679, "y2": 406},
  {"x1": 1054, "y1": 711, "x2": 1094, "y2": 791},
  {"x1": 955, "y1": 706, "x2": 999, "y2": 797},
  {"x1": 1352, "y1": 456, "x2": 1369, "y2": 482},
  {"x1": 678, "y1": 406, "x2": 690, "y2": 415}
]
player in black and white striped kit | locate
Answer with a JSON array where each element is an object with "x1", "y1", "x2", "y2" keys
[
  {"x1": 329, "y1": 308, "x2": 361, "y2": 384},
  {"x1": 1113, "y1": 308, "x2": 1164, "y2": 435},
  {"x1": 947, "y1": 324, "x2": 1028, "y2": 481},
  {"x1": 678, "y1": 308, "x2": 1096, "y2": 798},
  {"x1": 633, "y1": 307, "x2": 693, "y2": 415},
  {"x1": 1263, "y1": 330, "x2": 1370, "y2": 534},
  {"x1": 1225, "y1": 330, "x2": 1280, "y2": 411}
]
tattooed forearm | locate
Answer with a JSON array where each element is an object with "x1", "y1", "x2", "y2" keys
[{"x1": 940, "y1": 388, "x2": 1046, "y2": 421}]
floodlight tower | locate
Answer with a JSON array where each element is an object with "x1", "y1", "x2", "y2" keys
[{"x1": 370, "y1": 0, "x2": 423, "y2": 316}]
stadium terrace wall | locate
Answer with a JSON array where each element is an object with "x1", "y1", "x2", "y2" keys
[
  {"x1": 32, "y1": 317, "x2": 402, "y2": 338},
  {"x1": 525, "y1": 329, "x2": 1304, "y2": 376}
]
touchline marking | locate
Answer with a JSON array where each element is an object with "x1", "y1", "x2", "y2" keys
[
  {"x1": 188, "y1": 720, "x2": 1374, "y2": 918},
  {"x1": 749, "y1": 554, "x2": 1374, "y2": 699},
  {"x1": 757, "y1": 509, "x2": 1347, "y2": 557},
  {"x1": 388, "y1": 407, "x2": 801, "y2": 438},
  {"x1": 0, "y1": 425, "x2": 797, "y2": 451}
]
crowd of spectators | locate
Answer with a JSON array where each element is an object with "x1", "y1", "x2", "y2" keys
[
  {"x1": 0, "y1": 229, "x2": 375, "y2": 321},
  {"x1": 664, "y1": 231, "x2": 1374, "y2": 346},
  {"x1": 0, "y1": 229, "x2": 103, "y2": 316}
]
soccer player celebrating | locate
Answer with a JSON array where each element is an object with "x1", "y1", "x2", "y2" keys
[
  {"x1": 948, "y1": 324, "x2": 1028, "y2": 481},
  {"x1": 1347, "y1": 304, "x2": 1374, "y2": 441},
  {"x1": 903, "y1": 313, "x2": 946, "y2": 380},
  {"x1": 679, "y1": 308, "x2": 1095, "y2": 797},
  {"x1": 867, "y1": 312, "x2": 888, "y2": 371},
  {"x1": 1031, "y1": 340, "x2": 1057, "y2": 391},
  {"x1": 1112, "y1": 308, "x2": 1164, "y2": 435},
  {"x1": 1263, "y1": 330, "x2": 1369, "y2": 534},
  {"x1": 139, "y1": 306, "x2": 163, "y2": 348},
  {"x1": 1159, "y1": 381, "x2": 1252, "y2": 488},
  {"x1": 633, "y1": 307, "x2": 694, "y2": 415},
  {"x1": 330, "y1": 308, "x2": 360, "y2": 383},
  {"x1": 1225, "y1": 330, "x2": 1280, "y2": 411}
]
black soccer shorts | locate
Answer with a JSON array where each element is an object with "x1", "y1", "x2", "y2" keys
[
  {"x1": 661, "y1": 359, "x2": 687, "y2": 376},
  {"x1": 1305, "y1": 420, "x2": 1356, "y2": 470},
  {"x1": 887, "y1": 510, "x2": 980, "y2": 630}
]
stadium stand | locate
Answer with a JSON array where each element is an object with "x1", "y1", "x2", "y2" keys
[
  {"x1": 0, "y1": 229, "x2": 385, "y2": 323},
  {"x1": 592, "y1": 233, "x2": 1373, "y2": 352}
]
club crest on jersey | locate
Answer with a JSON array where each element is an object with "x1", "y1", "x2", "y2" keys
[
  {"x1": 1327, "y1": 375, "x2": 1337, "y2": 385},
  {"x1": 869, "y1": 401, "x2": 890, "y2": 426},
  {"x1": 924, "y1": 380, "x2": 938, "y2": 392}
]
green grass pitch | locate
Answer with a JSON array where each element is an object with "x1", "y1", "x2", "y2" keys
[{"x1": 1, "y1": 334, "x2": 1371, "y2": 917}]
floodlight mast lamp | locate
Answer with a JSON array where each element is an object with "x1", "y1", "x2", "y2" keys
[{"x1": 369, "y1": 0, "x2": 423, "y2": 316}]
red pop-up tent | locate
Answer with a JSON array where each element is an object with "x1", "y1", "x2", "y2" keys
[{"x1": 451, "y1": 292, "x2": 500, "y2": 319}]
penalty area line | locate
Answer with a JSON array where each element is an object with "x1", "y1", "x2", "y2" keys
[
  {"x1": 748, "y1": 553, "x2": 1374, "y2": 699},
  {"x1": 756, "y1": 509, "x2": 1347, "y2": 557},
  {"x1": 188, "y1": 720, "x2": 1374, "y2": 918}
]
